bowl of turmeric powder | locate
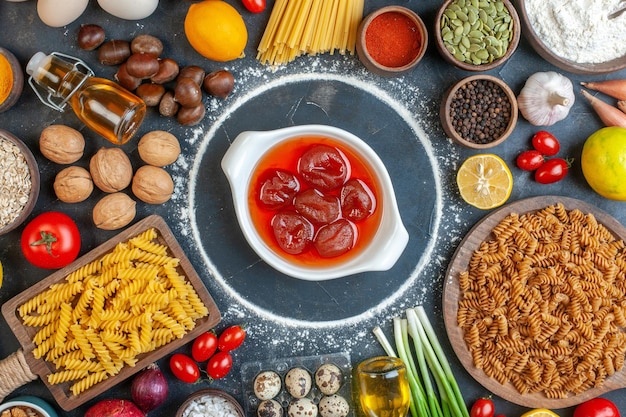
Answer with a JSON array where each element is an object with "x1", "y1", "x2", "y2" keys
[{"x1": 0, "y1": 47, "x2": 23, "y2": 113}]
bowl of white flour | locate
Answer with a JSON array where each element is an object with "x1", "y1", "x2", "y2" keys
[{"x1": 518, "y1": 0, "x2": 626, "y2": 74}]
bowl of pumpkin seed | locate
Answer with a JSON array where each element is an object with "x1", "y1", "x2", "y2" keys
[{"x1": 434, "y1": 0, "x2": 520, "y2": 71}]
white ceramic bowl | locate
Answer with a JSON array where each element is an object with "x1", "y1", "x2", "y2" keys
[{"x1": 221, "y1": 124, "x2": 408, "y2": 281}]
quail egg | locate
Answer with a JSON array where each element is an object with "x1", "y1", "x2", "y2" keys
[
  {"x1": 285, "y1": 367, "x2": 312, "y2": 399},
  {"x1": 258, "y1": 399, "x2": 284, "y2": 417},
  {"x1": 254, "y1": 370, "x2": 282, "y2": 400},
  {"x1": 315, "y1": 363, "x2": 343, "y2": 395},
  {"x1": 318, "y1": 395, "x2": 349, "y2": 417},
  {"x1": 288, "y1": 398, "x2": 318, "y2": 417}
]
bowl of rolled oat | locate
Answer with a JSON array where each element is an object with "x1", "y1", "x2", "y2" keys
[
  {"x1": 0, "y1": 396, "x2": 58, "y2": 417},
  {"x1": 0, "y1": 129, "x2": 40, "y2": 236}
]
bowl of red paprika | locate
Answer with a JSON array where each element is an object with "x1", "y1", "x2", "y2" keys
[{"x1": 356, "y1": 6, "x2": 428, "y2": 77}]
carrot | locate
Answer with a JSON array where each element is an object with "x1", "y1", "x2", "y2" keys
[
  {"x1": 581, "y1": 79, "x2": 626, "y2": 100},
  {"x1": 581, "y1": 89, "x2": 626, "y2": 128}
]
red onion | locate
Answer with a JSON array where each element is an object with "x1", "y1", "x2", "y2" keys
[{"x1": 131, "y1": 363, "x2": 169, "y2": 413}]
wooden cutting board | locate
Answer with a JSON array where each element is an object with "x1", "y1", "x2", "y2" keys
[{"x1": 1, "y1": 215, "x2": 221, "y2": 411}]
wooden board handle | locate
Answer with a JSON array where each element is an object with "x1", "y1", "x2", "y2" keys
[{"x1": 0, "y1": 349, "x2": 38, "y2": 402}]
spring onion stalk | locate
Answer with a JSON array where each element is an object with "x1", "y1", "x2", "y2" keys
[
  {"x1": 372, "y1": 326, "x2": 397, "y2": 357},
  {"x1": 408, "y1": 308, "x2": 469, "y2": 417},
  {"x1": 404, "y1": 311, "x2": 443, "y2": 417},
  {"x1": 415, "y1": 307, "x2": 469, "y2": 417},
  {"x1": 393, "y1": 318, "x2": 427, "y2": 417}
]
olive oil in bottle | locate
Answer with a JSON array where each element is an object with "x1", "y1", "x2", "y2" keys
[
  {"x1": 357, "y1": 356, "x2": 411, "y2": 417},
  {"x1": 26, "y1": 52, "x2": 146, "y2": 145}
]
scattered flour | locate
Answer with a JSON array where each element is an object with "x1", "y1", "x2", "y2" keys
[
  {"x1": 524, "y1": 0, "x2": 626, "y2": 63},
  {"x1": 164, "y1": 54, "x2": 470, "y2": 355}
]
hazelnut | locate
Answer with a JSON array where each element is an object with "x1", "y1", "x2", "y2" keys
[
  {"x1": 137, "y1": 130, "x2": 181, "y2": 167},
  {"x1": 132, "y1": 165, "x2": 174, "y2": 204},
  {"x1": 53, "y1": 166, "x2": 93, "y2": 203},
  {"x1": 39, "y1": 124, "x2": 85, "y2": 164},
  {"x1": 90, "y1": 147, "x2": 133, "y2": 193},
  {"x1": 92, "y1": 192, "x2": 136, "y2": 230}
]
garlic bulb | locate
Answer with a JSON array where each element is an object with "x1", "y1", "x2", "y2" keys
[{"x1": 517, "y1": 71, "x2": 575, "y2": 126}]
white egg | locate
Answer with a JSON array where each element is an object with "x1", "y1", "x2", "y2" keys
[
  {"x1": 97, "y1": 0, "x2": 158, "y2": 20},
  {"x1": 37, "y1": 0, "x2": 88, "y2": 27}
]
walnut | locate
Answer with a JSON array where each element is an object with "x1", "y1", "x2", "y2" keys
[
  {"x1": 92, "y1": 192, "x2": 136, "y2": 230},
  {"x1": 137, "y1": 130, "x2": 181, "y2": 167},
  {"x1": 39, "y1": 124, "x2": 85, "y2": 164},
  {"x1": 89, "y1": 147, "x2": 133, "y2": 193},
  {"x1": 132, "y1": 165, "x2": 174, "y2": 204},
  {"x1": 53, "y1": 166, "x2": 93, "y2": 203}
]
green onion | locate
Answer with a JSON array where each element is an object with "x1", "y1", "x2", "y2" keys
[{"x1": 372, "y1": 306, "x2": 469, "y2": 417}]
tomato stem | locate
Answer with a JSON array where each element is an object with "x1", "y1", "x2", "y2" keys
[{"x1": 30, "y1": 231, "x2": 59, "y2": 257}]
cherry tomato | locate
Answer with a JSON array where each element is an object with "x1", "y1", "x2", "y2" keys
[
  {"x1": 298, "y1": 145, "x2": 350, "y2": 192},
  {"x1": 516, "y1": 150, "x2": 545, "y2": 171},
  {"x1": 470, "y1": 398, "x2": 495, "y2": 417},
  {"x1": 294, "y1": 189, "x2": 341, "y2": 224},
  {"x1": 20, "y1": 211, "x2": 81, "y2": 269},
  {"x1": 314, "y1": 219, "x2": 356, "y2": 258},
  {"x1": 207, "y1": 351, "x2": 233, "y2": 379},
  {"x1": 531, "y1": 131, "x2": 560, "y2": 156},
  {"x1": 534, "y1": 158, "x2": 570, "y2": 184},
  {"x1": 574, "y1": 398, "x2": 620, "y2": 417},
  {"x1": 271, "y1": 211, "x2": 314, "y2": 255},
  {"x1": 218, "y1": 325, "x2": 247, "y2": 352},
  {"x1": 242, "y1": 0, "x2": 266, "y2": 13},
  {"x1": 258, "y1": 169, "x2": 300, "y2": 210},
  {"x1": 340, "y1": 179, "x2": 375, "y2": 222},
  {"x1": 191, "y1": 331, "x2": 218, "y2": 362},
  {"x1": 169, "y1": 353, "x2": 200, "y2": 383}
]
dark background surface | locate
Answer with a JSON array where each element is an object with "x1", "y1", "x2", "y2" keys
[{"x1": 1, "y1": 0, "x2": 626, "y2": 416}]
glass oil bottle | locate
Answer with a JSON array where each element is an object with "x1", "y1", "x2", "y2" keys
[{"x1": 26, "y1": 52, "x2": 146, "y2": 145}]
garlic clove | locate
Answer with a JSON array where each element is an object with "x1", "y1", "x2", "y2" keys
[{"x1": 517, "y1": 71, "x2": 575, "y2": 126}]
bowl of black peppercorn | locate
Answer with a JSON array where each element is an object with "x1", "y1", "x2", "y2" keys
[{"x1": 440, "y1": 74, "x2": 518, "y2": 149}]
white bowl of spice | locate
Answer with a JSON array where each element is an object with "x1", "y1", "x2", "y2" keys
[
  {"x1": 0, "y1": 129, "x2": 40, "y2": 235},
  {"x1": 176, "y1": 389, "x2": 245, "y2": 417},
  {"x1": 518, "y1": 0, "x2": 626, "y2": 74}
]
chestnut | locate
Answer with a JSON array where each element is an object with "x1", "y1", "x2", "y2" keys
[
  {"x1": 125, "y1": 53, "x2": 160, "y2": 79},
  {"x1": 177, "y1": 103, "x2": 206, "y2": 126},
  {"x1": 77, "y1": 24, "x2": 105, "y2": 51},
  {"x1": 130, "y1": 34, "x2": 163, "y2": 57},
  {"x1": 98, "y1": 40, "x2": 131, "y2": 65},
  {"x1": 115, "y1": 63, "x2": 142, "y2": 91},
  {"x1": 178, "y1": 65, "x2": 205, "y2": 86},
  {"x1": 136, "y1": 83, "x2": 166, "y2": 107},
  {"x1": 174, "y1": 77, "x2": 203, "y2": 107},
  {"x1": 203, "y1": 70, "x2": 235, "y2": 98},
  {"x1": 159, "y1": 91, "x2": 179, "y2": 117},
  {"x1": 151, "y1": 58, "x2": 179, "y2": 84}
]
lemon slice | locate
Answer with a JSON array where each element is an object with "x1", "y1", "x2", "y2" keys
[
  {"x1": 521, "y1": 409, "x2": 560, "y2": 417},
  {"x1": 456, "y1": 154, "x2": 513, "y2": 209}
]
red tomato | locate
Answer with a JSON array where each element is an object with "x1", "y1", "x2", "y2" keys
[
  {"x1": 258, "y1": 169, "x2": 300, "y2": 210},
  {"x1": 271, "y1": 211, "x2": 314, "y2": 255},
  {"x1": 294, "y1": 189, "x2": 341, "y2": 224},
  {"x1": 574, "y1": 398, "x2": 620, "y2": 417},
  {"x1": 192, "y1": 332, "x2": 218, "y2": 362},
  {"x1": 169, "y1": 353, "x2": 200, "y2": 383},
  {"x1": 516, "y1": 150, "x2": 545, "y2": 171},
  {"x1": 218, "y1": 325, "x2": 247, "y2": 352},
  {"x1": 531, "y1": 131, "x2": 560, "y2": 156},
  {"x1": 340, "y1": 179, "x2": 375, "y2": 222},
  {"x1": 207, "y1": 351, "x2": 233, "y2": 379},
  {"x1": 534, "y1": 158, "x2": 570, "y2": 184},
  {"x1": 314, "y1": 219, "x2": 356, "y2": 258},
  {"x1": 298, "y1": 145, "x2": 350, "y2": 192},
  {"x1": 242, "y1": 0, "x2": 266, "y2": 13},
  {"x1": 470, "y1": 398, "x2": 495, "y2": 417},
  {"x1": 20, "y1": 211, "x2": 81, "y2": 269}
]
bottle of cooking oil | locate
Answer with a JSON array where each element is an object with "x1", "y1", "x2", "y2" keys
[
  {"x1": 356, "y1": 356, "x2": 411, "y2": 417},
  {"x1": 26, "y1": 52, "x2": 146, "y2": 145}
]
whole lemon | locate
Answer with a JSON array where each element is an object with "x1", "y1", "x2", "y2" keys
[
  {"x1": 184, "y1": 0, "x2": 247, "y2": 62},
  {"x1": 581, "y1": 126, "x2": 626, "y2": 201}
]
